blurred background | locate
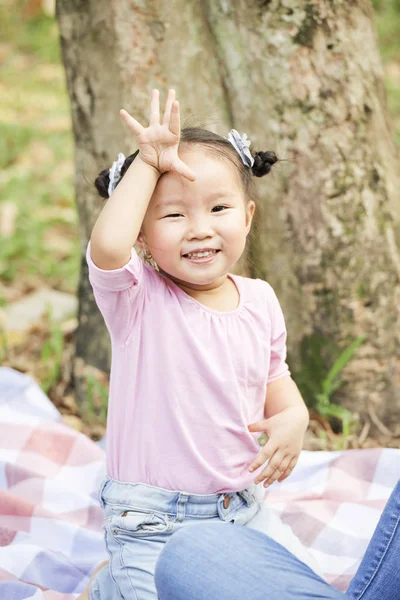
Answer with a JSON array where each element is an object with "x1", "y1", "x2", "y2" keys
[{"x1": 0, "y1": 0, "x2": 399, "y2": 449}]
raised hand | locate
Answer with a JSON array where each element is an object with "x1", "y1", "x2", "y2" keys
[{"x1": 120, "y1": 88, "x2": 196, "y2": 182}]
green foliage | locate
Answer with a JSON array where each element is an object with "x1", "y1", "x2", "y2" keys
[
  {"x1": 373, "y1": 0, "x2": 400, "y2": 14},
  {"x1": 85, "y1": 375, "x2": 109, "y2": 421},
  {"x1": 40, "y1": 308, "x2": 64, "y2": 393},
  {"x1": 374, "y1": 0, "x2": 400, "y2": 148},
  {"x1": 0, "y1": 330, "x2": 8, "y2": 365},
  {"x1": 0, "y1": 4, "x2": 77, "y2": 295},
  {"x1": 294, "y1": 333, "x2": 367, "y2": 437},
  {"x1": 316, "y1": 334, "x2": 367, "y2": 438},
  {"x1": 320, "y1": 334, "x2": 366, "y2": 392},
  {"x1": 292, "y1": 332, "x2": 339, "y2": 408},
  {"x1": 375, "y1": 0, "x2": 400, "y2": 62},
  {"x1": 0, "y1": 124, "x2": 36, "y2": 169},
  {"x1": 1, "y1": 2, "x2": 61, "y2": 64},
  {"x1": 0, "y1": 173, "x2": 79, "y2": 291}
]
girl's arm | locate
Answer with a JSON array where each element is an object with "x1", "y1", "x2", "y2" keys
[
  {"x1": 90, "y1": 156, "x2": 159, "y2": 270},
  {"x1": 263, "y1": 377, "x2": 309, "y2": 421},
  {"x1": 90, "y1": 89, "x2": 195, "y2": 271},
  {"x1": 246, "y1": 283, "x2": 309, "y2": 487}
]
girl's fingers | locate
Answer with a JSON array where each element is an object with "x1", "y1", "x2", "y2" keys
[
  {"x1": 259, "y1": 453, "x2": 289, "y2": 487},
  {"x1": 278, "y1": 456, "x2": 298, "y2": 482},
  {"x1": 254, "y1": 450, "x2": 282, "y2": 484},
  {"x1": 277, "y1": 458, "x2": 297, "y2": 483},
  {"x1": 171, "y1": 158, "x2": 196, "y2": 182},
  {"x1": 263, "y1": 465, "x2": 285, "y2": 487},
  {"x1": 277, "y1": 466, "x2": 292, "y2": 483},
  {"x1": 249, "y1": 440, "x2": 276, "y2": 473},
  {"x1": 119, "y1": 109, "x2": 144, "y2": 137},
  {"x1": 163, "y1": 89, "x2": 176, "y2": 125},
  {"x1": 149, "y1": 89, "x2": 160, "y2": 126},
  {"x1": 275, "y1": 454, "x2": 291, "y2": 475},
  {"x1": 169, "y1": 100, "x2": 180, "y2": 136},
  {"x1": 249, "y1": 451, "x2": 270, "y2": 474},
  {"x1": 263, "y1": 455, "x2": 291, "y2": 487}
]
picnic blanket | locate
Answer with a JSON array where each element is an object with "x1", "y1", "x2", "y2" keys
[{"x1": 0, "y1": 366, "x2": 398, "y2": 599}]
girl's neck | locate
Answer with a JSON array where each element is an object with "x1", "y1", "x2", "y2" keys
[
  {"x1": 160, "y1": 270, "x2": 240, "y2": 312},
  {"x1": 159, "y1": 269, "x2": 228, "y2": 295}
]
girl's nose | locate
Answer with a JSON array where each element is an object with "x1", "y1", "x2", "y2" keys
[{"x1": 187, "y1": 218, "x2": 214, "y2": 240}]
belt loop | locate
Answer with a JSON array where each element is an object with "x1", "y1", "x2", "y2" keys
[
  {"x1": 98, "y1": 477, "x2": 110, "y2": 508},
  {"x1": 237, "y1": 489, "x2": 255, "y2": 507},
  {"x1": 176, "y1": 492, "x2": 189, "y2": 521}
]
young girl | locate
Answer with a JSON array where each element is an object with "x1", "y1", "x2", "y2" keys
[{"x1": 84, "y1": 88, "x2": 319, "y2": 600}]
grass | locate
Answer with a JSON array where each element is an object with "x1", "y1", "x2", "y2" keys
[
  {"x1": 0, "y1": 2, "x2": 61, "y2": 64},
  {"x1": 374, "y1": 0, "x2": 400, "y2": 61},
  {"x1": 374, "y1": 0, "x2": 400, "y2": 145},
  {"x1": 0, "y1": 1, "x2": 78, "y2": 298}
]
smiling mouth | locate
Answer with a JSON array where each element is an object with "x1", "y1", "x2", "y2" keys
[{"x1": 182, "y1": 250, "x2": 221, "y2": 259}]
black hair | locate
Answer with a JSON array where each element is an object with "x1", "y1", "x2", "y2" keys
[{"x1": 94, "y1": 128, "x2": 278, "y2": 202}]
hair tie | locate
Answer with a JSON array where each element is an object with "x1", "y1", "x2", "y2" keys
[
  {"x1": 108, "y1": 152, "x2": 126, "y2": 196},
  {"x1": 227, "y1": 129, "x2": 254, "y2": 168}
]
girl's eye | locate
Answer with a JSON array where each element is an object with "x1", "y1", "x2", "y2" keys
[
  {"x1": 212, "y1": 206, "x2": 228, "y2": 213},
  {"x1": 165, "y1": 213, "x2": 183, "y2": 218}
]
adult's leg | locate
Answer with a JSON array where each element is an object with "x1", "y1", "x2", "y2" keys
[
  {"x1": 155, "y1": 523, "x2": 344, "y2": 600},
  {"x1": 245, "y1": 497, "x2": 323, "y2": 577},
  {"x1": 155, "y1": 481, "x2": 400, "y2": 600},
  {"x1": 346, "y1": 479, "x2": 400, "y2": 600}
]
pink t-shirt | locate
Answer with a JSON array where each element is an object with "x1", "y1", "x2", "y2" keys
[{"x1": 86, "y1": 242, "x2": 290, "y2": 494}]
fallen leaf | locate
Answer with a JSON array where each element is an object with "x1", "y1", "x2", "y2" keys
[{"x1": 62, "y1": 414, "x2": 83, "y2": 432}]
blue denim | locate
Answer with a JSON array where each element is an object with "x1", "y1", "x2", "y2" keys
[
  {"x1": 155, "y1": 479, "x2": 400, "y2": 600},
  {"x1": 346, "y1": 479, "x2": 400, "y2": 599},
  {"x1": 89, "y1": 477, "x2": 265, "y2": 600}
]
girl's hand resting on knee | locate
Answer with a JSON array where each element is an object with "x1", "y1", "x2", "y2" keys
[
  {"x1": 247, "y1": 405, "x2": 308, "y2": 487},
  {"x1": 120, "y1": 88, "x2": 196, "y2": 181}
]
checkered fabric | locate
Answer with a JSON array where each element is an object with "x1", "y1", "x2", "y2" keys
[{"x1": 0, "y1": 367, "x2": 398, "y2": 599}]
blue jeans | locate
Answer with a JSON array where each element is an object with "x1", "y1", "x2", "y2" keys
[
  {"x1": 90, "y1": 477, "x2": 318, "y2": 599},
  {"x1": 154, "y1": 479, "x2": 400, "y2": 600}
]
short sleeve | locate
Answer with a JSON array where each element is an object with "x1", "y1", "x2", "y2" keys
[
  {"x1": 86, "y1": 241, "x2": 144, "y2": 338},
  {"x1": 267, "y1": 285, "x2": 291, "y2": 383},
  {"x1": 86, "y1": 241, "x2": 143, "y2": 292}
]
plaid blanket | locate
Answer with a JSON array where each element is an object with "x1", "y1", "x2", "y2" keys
[{"x1": 0, "y1": 367, "x2": 398, "y2": 599}]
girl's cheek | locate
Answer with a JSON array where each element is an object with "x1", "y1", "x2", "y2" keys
[
  {"x1": 157, "y1": 222, "x2": 183, "y2": 243},
  {"x1": 221, "y1": 219, "x2": 246, "y2": 237}
]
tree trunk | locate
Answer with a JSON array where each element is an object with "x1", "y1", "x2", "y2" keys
[{"x1": 56, "y1": 0, "x2": 400, "y2": 429}]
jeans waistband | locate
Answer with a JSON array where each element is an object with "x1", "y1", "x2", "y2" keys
[{"x1": 98, "y1": 478, "x2": 260, "y2": 519}]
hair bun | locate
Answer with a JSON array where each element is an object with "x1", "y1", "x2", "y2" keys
[
  {"x1": 94, "y1": 150, "x2": 139, "y2": 200},
  {"x1": 251, "y1": 150, "x2": 278, "y2": 177},
  {"x1": 95, "y1": 168, "x2": 111, "y2": 199}
]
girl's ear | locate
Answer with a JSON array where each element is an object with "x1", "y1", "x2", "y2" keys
[
  {"x1": 245, "y1": 201, "x2": 256, "y2": 233},
  {"x1": 136, "y1": 230, "x2": 146, "y2": 252}
]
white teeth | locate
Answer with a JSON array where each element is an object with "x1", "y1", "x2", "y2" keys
[{"x1": 186, "y1": 250, "x2": 217, "y2": 259}]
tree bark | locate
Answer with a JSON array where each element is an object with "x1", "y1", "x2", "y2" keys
[{"x1": 56, "y1": 0, "x2": 400, "y2": 429}]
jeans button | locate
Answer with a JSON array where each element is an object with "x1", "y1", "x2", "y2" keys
[{"x1": 223, "y1": 495, "x2": 231, "y2": 509}]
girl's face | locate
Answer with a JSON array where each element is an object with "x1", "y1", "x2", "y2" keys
[{"x1": 138, "y1": 148, "x2": 255, "y2": 290}]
